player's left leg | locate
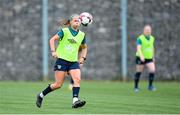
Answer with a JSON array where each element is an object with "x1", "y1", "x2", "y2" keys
[
  {"x1": 146, "y1": 62, "x2": 156, "y2": 91},
  {"x1": 69, "y1": 69, "x2": 86, "y2": 108},
  {"x1": 68, "y1": 63, "x2": 82, "y2": 90}
]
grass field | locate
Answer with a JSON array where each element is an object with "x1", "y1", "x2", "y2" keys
[{"x1": 0, "y1": 81, "x2": 180, "y2": 114}]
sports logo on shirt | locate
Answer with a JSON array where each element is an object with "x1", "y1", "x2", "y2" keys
[
  {"x1": 68, "y1": 38, "x2": 77, "y2": 44},
  {"x1": 65, "y1": 45, "x2": 75, "y2": 52}
]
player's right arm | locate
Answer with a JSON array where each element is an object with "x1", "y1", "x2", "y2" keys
[
  {"x1": 49, "y1": 34, "x2": 59, "y2": 58},
  {"x1": 137, "y1": 39, "x2": 145, "y2": 62},
  {"x1": 49, "y1": 29, "x2": 63, "y2": 58}
]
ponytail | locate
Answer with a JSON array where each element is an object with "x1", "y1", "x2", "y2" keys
[
  {"x1": 59, "y1": 19, "x2": 70, "y2": 27},
  {"x1": 59, "y1": 14, "x2": 79, "y2": 27}
]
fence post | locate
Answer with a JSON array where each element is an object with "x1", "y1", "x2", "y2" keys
[
  {"x1": 121, "y1": 0, "x2": 127, "y2": 81},
  {"x1": 42, "y1": 0, "x2": 49, "y2": 81}
]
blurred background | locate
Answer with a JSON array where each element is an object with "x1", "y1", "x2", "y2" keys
[{"x1": 0, "y1": 0, "x2": 180, "y2": 81}]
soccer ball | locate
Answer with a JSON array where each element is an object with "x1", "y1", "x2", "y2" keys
[{"x1": 80, "y1": 12, "x2": 93, "y2": 26}]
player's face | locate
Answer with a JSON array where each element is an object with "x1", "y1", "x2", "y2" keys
[
  {"x1": 71, "y1": 16, "x2": 81, "y2": 29},
  {"x1": 144, "y1": 26, "x2": 152, "y2": 36}
]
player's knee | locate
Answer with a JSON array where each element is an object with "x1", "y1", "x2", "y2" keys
[
  {"x1": 149, "y1": 68, "x2": 156, "y2": 73},
  {"x1": 73, "y1": 78, "x2": 81, "y2": 87},
  {"x1": 52, "y1": 83, "x2": 62, "y2": 89},
  {"x1": 148, "y1": 63, "x2": 156, "y2": 72}
]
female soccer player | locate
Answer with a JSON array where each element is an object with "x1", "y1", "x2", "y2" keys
[
  {"x1": 134, "y1": 25, "x2": 156, "y2": 92},
  {"x1": 36, "y1": 14, "x2": 87, "y2": 108}
]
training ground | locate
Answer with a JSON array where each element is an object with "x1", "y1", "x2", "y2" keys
[{"x1": 0, "y1": 81, "x2": 180, "y2": 114}]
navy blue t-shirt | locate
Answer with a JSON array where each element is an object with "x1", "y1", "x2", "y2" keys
[{"x1": 57, "y1": 27, "x2": 86, "y2": 44}]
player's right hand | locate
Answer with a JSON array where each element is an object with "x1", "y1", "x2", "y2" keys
[
  {"x1": 140, "y1": 56, "x2": 145, "y2": 62},
  {"x1": 51, "y1": 52, "x2": 58, "y2": 58}
]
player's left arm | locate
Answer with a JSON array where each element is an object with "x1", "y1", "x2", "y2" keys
[
  {"x1": 79, "y1": 44, "x2": 87, "y2": 64},
  {"x1": 78, "y1": 36, "x2": 88, "y2": 65},
  {"x1": 153, "y1": 37, "x2": 155, "y2": 63}
]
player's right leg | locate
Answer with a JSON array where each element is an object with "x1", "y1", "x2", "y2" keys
[
  {"x1": 36, "y1": 58, "x2": 67, "y2": 108},
  {"x1": 36, "y1": 71, "x2": 66, "y2": 108},
  {"x1": 134, "y1": 57, "x2": 144, "y2": 92}
]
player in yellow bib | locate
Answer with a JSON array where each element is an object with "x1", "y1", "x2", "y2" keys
[
  {"x1": 36, "y1": 14, "x2": 87, "y2": 108},
  {"x1": 134, "y1": 25, "x2": 156, "y2": 92}
]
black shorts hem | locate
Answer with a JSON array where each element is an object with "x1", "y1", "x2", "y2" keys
[
  {"x1": 136, "y1": 56, "x2": 153, "y2": 65},
  {"x1": 54, "y1": 58, "x2": 80, "y2": 71}
]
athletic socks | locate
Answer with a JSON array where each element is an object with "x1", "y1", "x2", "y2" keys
[
  {"x1": 72, "y1": 87, "x2": 80, "y2": 103},
  {"x1": 39, "y1": 92, "x2": 44, "y2": 98},
  {"x1": 73, "y1": 87, "x2": 80, "y2": 97},
  {"x1": 41, "y1": 84, "x2": 53, "y2": 97},
  {"x1": 134, "y1": 72, "x2": 141, "y2": 89},
  {"x1": 40, "y1": 85, "x2": 81, "y2": 104},
  {"x1": 149, "y1": 73, "x2": 155, "y2": 87},
  {"x1": 134, "y1": 72, "x2": 155, "y2": 91},
  {"x1": 73, "y1": 97, "x2": 79, "y2": 104}
]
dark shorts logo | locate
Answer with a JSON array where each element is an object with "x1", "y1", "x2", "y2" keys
[{"x1": 57, "y1": 65, "x2": 61, "y2": 69}]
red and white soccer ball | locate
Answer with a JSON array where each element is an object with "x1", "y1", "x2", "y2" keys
[{"x1": 80, "y1": 12, "x2": 93, "y2": 26}]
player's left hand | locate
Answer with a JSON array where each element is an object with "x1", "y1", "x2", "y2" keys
[{"x1": 78, "y1": 57, "x2": 85, "y2": 65}]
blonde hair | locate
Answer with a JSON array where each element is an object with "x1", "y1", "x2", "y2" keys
[
  {"x1": 59, "y1": 19, "x2": 70, "y2": 27},
  {"x1": 59, "y1": 14, "x2": 79, "y2": 27}
]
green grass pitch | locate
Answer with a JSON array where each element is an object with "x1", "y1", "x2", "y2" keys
[{"x1": 0, "y1": 81, "x2": 180, "y2": 114}]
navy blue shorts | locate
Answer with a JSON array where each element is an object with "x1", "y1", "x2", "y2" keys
[
  {"x1": 136, "y1": 56, "x2": 153, "y2": 65},
  {"x1": 54, "y1": 58, "x2": 80, "y2": 71}
]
